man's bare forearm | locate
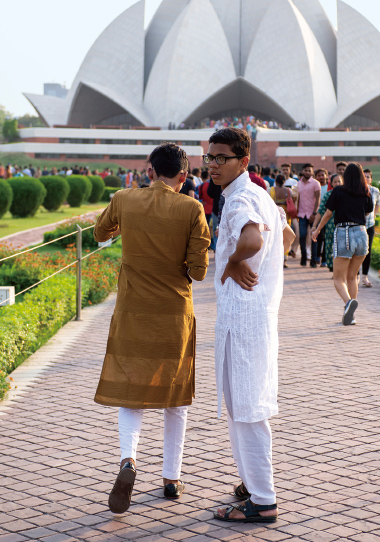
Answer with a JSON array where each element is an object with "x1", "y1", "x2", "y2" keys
[{"x1": 229, "y1": 223, "x2": 263, "y2": 263}]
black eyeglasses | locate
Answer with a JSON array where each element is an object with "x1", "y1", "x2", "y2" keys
[{"x1": 202, "y1": 154, "x2": 244, "y2": 165}]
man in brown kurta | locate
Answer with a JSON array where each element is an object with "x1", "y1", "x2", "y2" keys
[{"x1": 94, "y1": 143, "x2": 210, "y2": 514}]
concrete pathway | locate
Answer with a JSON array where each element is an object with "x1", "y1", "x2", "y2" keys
[{"x1": 0, "y1": 257, "x2": 380, "y2": 542}]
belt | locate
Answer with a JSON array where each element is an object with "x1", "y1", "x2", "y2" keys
[{"x1": 334, "y1": 223, "x2": 360, "y2": 256}]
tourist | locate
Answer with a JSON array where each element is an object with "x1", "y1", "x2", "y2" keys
[
  {"x1": 314, "y1": 168, "x2": 329, "y2": 266},
  {"x1": 207, "y1": 174, "x2": 222, "y2": 252},
  {"x1": 361, "y1": 169, "x2": 380, "y2": 287},
  {"x1": 312, "y1": 163, "x2": 373, "y2": 325},
  {"x1": 93, "y1": 143, "x2": 210, "y2": 514},
  {"x1": 336, "y1": 161, "x2": 347, "y2": 177},
  {"x1": 203, "y1": 127, "x2": 295, "y2": 524},
  {"x1": 41, "y1": 166, "x2": 49, "y2": 176},
  {"x1": 0, "y1": 163, "x2": 4, "y2": 178},
  {"x1": 198, "y1": 169, "x2": 213, "y2": 224},
  {"x1": 248, "y1": 164, "x2": 266, "y2": 190},
  {"x1": 297, "y1": 163, "x2": 321, "y2": 267},
  {"x1": 311, "y1": 173, "x2": 343, "y2": 272},
  {"x1": 270, "y1": 174, "x2": 294, "y2": 268},
  {"x1": 34, "y1": 166, "x2": 41, "y2": 178},
  {"x1": 180, "y1": 171, "x2": 196, "y2": 198},
  {"x1": 262, "y1": 167, "x2": 274, "y2": 187},
  {"x1": 282, "y1": 163, "x2": 299, "y2": 258}
]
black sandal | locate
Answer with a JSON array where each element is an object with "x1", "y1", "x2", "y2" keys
[
  {"x1": 233, "y1": 482, "x2": 250, "y2": 501},
  {"x1": 214, "y1": 498, "x2": 278, "y2": 523},
  {"x1": 108, "y1": 461, "x2": 136, "y2": 514}
]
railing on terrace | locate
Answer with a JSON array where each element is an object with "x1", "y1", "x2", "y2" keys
[{"x1": 0, "y1": 224, "x2": 119, "y2": 319}]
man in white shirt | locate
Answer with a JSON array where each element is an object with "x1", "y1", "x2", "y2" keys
[{"x1": 203, "y1": 128, "x2": 294, "y2": 523}]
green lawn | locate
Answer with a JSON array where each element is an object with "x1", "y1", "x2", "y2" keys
[{"x1": 0, "y1": 204, "x2": 105, "y2": 239}]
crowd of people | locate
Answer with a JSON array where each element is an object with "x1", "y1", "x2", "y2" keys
[{"x1": 171, "y1": 114, "x2": 310, "y2": 134}]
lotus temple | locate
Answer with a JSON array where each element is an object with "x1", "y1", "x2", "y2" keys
[
  {"x1": 24, "y1": 0, "x2": 380, "y2": 131},
  {"x1": 2, "y1": 0, "x2": 380, "y2": 172}
]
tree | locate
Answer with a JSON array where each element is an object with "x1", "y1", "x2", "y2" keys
[
  {"x1": 2, "y1": 119, "x2": 19, "y2": 142},
  {"x1": 17, "y1": 113, "x2": 44, "y2": 128},
  {"x1": 0, "y1": 105, "x2": 12, "y2": 127}
]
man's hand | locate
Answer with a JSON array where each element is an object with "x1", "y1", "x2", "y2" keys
[{"x1": 221, "y1": 260, "x2": 259, "y2": 291}]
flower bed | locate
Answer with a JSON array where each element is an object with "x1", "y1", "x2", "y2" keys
[{"x1": 0, "y1": 240, "x2": 121, "y2": 399}]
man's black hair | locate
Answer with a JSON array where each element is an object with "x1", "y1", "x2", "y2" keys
[
  {"x1": 336, "y1": 161, "x2": 347, "y2": 169},
  {"x1": 209, "y1": 127, "x2": 251, "y2": 157},
  {"x1": 262, "y1": 166, "x2": 271, "y2": 176},
  {"x1": 363, "y1": 168, "x2": 372, "y2": 177},
  {"x1": 248, "y1": 164, "x2": 258, "y2": 173},
  {"x1": 302, "y1": 163, "x2": 314, "y2": 170},
  {"x1": 201, "y1": 170, "x2": 209, "y2": 180},
  {"x1": 192, "y1": 167, "x2": 201, "y2": 176},
  {"x1": 148, "y1": 142, "x2": 188, "y2": 178}
]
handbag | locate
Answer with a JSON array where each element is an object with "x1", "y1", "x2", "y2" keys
[{"x1": 286, "y1": 189, "x2": 297, "y2": 219}]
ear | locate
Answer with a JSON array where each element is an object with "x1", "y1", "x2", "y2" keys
[
  {"x1": 147, "y1": 167, "x2": 154, "y2": 181},
  {"x1": 179, "y1": 171, "x2": 187, "y2": 184},
  {"x1": 241, "y1": 155, "x2": 250, "y2": 170}
]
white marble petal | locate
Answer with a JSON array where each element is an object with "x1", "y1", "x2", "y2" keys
[
  {"x1": 144, "y1": 0, "x2": 236, "y2": 128},
  {"x1": 244, "y1": 0, "x2": 336, "y2": 128}
]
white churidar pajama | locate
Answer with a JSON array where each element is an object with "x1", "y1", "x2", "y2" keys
[
  {"x1": 118, "y1": 406, "x2": 188, "y2": 480},
  {"x1": 215, "y1": 172, "x2": 286, "y2": 505},
  {"x1": 223, "y1": 333, "x2": 276, "y2": 504}
]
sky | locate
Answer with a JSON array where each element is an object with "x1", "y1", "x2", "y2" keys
[{"x1": 1, "y1": 0, "x2": 380, "y2": 117}]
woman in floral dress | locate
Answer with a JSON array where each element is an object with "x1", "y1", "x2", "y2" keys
[{"x1": 311, "y1": 174, "x2": 343, "y2": 271}]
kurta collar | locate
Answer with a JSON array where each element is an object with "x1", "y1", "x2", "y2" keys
[
  {"x1": 153, "y1": 180, "x2": 174, "y2": 192},
  {"x1": 222, "y1": 171, "x2": 250, "y2": 199}
]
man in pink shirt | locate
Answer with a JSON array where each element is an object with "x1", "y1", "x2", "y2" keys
[{"x1": 297, "y1": 164, "x2": 321, "y2": 268}]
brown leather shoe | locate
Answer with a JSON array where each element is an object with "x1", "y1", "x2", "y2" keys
[
  {"x1": 108, "y1": 461, "x2": 136, "y2": 514},
  {"x1": 164, "y1": 481, "x2": 185, "y2": 499}
]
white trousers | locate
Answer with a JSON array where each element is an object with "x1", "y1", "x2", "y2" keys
[
  {"x1": 118, "y1": 406, "x2": 188, "y2": 480},
  {"x1": 223, "y1": 334, "x2": 276, "y2": 505}
]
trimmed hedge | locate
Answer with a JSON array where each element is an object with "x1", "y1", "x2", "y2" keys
[
  {"x1": 0, "y1": 275, "x2": 83, "y2": 398},
  {"x1": 101, "y1": 186, "x2": 122, "y2": 202},
  {"x1": 104, "y1": 175, "x2": 121, "y2": 188},
  {"x1": 67, "y1": 175, "x2": 92, "y2": 207},
  {"x1": 0, "y1": 179, "x2": 13, "y2": 218},
  {"x1": 8, "y1": 177, "x2": 47, "y2": 217},
  {"x1": 0, "y1": 240, "x2": 122, "y2": 399},
  {"x1": 40, "y1": 175, "x2": 70, "y2": 211},
  {"x1": 371, "y1": 235, "x2": 380, "y2": 271},
  {"x1": 88, "y1": 175, "x2": 105, "y2": 203}
]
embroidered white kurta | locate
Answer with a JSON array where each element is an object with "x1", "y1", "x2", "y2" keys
[{"x1": 215, "y1": 171, "x2": 286, "y2": 423}]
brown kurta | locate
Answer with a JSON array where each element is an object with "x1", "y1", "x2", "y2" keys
[{"x1": 94, "y1": 181, "x2": 210, "y2": 409}]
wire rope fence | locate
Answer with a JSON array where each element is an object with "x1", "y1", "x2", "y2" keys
[{"x1": 0, "y1": 224, "x2": 119, "y2": 319}]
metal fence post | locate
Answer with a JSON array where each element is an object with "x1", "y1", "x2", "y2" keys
[{"x1": 75, "y1": 225, "x2": 82, "y2": 321}]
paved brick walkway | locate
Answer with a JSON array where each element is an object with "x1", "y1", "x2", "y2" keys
[{"x1": 1, "y1": 257, "x2": 380, "y2": 542}]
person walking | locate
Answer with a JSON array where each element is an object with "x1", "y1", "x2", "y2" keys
[
  {"x1": 361, "y1": 169, "x2": 380, "y2": 287},
  {"x1": 93, "y1": 143, "x2": 210, "y2": 514},
  {"x1": 297, "y1": 164, "x2": 321, "y2": 268},
  {"x1": 311, "y1": 174, "x2": 343, "y2": 272},
  {"x1": 312, "y1": 163, "x2": 373, "y2": 325},
  {"x1": 198, "y1": 169, "x2": 213, "y2": 224},
  {"x1": 203, "y1": 127, "x2": 295, "y2": 523},
  {"x1": 270, "y1": 174, "x2": 293, "y2": 268}
]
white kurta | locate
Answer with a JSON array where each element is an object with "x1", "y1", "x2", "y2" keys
[{"x1": 215, "y1": 171, "x2": 286, "y2": 423}]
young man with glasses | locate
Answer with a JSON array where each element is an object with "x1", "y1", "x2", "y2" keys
[{"x1": 203, "y1": 128, "x2": 295, "y2": 523}]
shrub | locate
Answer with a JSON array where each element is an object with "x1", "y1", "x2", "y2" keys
[
  {"x1": 0, "y1": 275, "x2": 79, "y2": 399},
  {"x1": 371, "y1": 235, "x2": 380, "y2": 270},
  {"x1": 8, "y1": 177, "x2": 47, "y2": 217},
  {"x1": 104, "y1": 175, "x2": 121, "y2": 188},
  {"x1": 0, "y1": 179, "x2": 13, "y2": 218},
  {"x1": 40, "y1": 175, "x2": 70, "y2": 211},
  {"x1": 43, "y1": 217, "x2": 99, "y2": 249},
  {"x1": 88, "y1": 175, "x2": 105, "y2": 203},
  {"x1": 0, "y1": 242, "x2": 121, "y2": 399},
  {"x1": 2, "y1": 119, "x2": 19, "y2": 142},
  {"x1": 101, "y1": 186, "x2": 122, "y2": 202},
  {"x1": 66, "y1": 175, "x2": 92, "y2": 207}
]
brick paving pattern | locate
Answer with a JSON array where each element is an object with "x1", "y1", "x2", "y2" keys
[{"x1": 0, "y1": 256, "x2": 379, "y2": 542}]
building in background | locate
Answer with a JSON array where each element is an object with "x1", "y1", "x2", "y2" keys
[
  {"x1": 43, "y1": 84, "x2": 68, "y2": 99},
  {"x1": 23, "y1": 0, "x2": 380, "y2": 132}
]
